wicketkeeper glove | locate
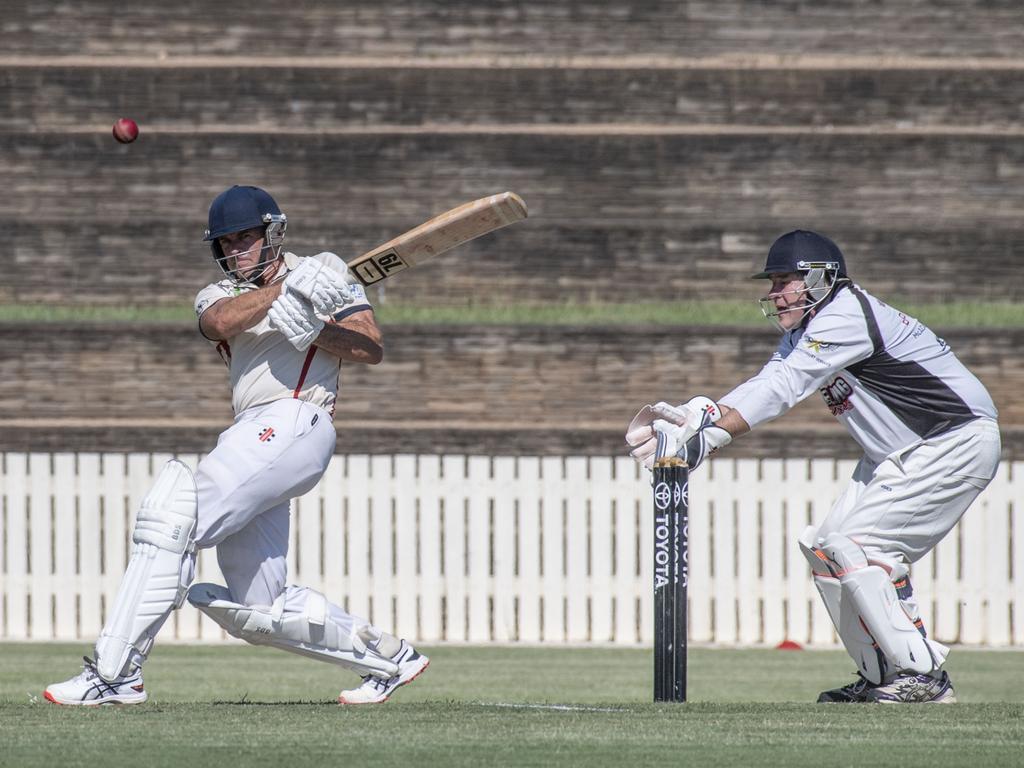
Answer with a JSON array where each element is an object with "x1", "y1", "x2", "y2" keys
[
  {"x1": 267, "y1": 289, "x2": 324, "y2": 352},
  {"x1": 661, "y1": 421, "x2": 732, "y2": 472},
  {"x1": 625, "y1": 396, "x2": 721, "y2": 470},
  {"x1": 284, "y1": 257, "x2": 355, "y2": 317}
]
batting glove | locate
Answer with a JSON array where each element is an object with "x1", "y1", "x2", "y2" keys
[
  {"x1": 267, "y1": 289, "x2": 324, "y2": 352},
  {"x1": 284, "y1": 257, "x2": 355, "y2": 317}
]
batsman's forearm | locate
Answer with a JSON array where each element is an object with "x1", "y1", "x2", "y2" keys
[
  {"x1": 314, "y1": 321, "x2": 384, "y2": 364},
  {"x1": 200, "y1": 283, "x2": 284, "y2": 340}
]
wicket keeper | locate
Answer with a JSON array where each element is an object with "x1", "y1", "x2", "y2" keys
[{"x1": 627, "y1": 230, "x2": 1000, "y2": 703}]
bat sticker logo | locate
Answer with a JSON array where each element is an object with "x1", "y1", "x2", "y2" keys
[{"x1": 353, "y1": 249, "x2": 409, "y2": 284}]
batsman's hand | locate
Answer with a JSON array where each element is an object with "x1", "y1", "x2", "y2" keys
[
  {"x1": 284, "y1": 257, "x2": 355, "y2": 317},
  {"x1": 267, "y1": 289, "x2": 324, "y2": 352},
  {"x1": 625, "y1": 396, "x2": 721, "y2": 470}
]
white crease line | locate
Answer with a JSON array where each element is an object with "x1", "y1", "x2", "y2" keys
[{"x1": 483, "y1": 702, "x2": 628, "y2": 712}]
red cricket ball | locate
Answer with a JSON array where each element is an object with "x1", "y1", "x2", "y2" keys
[{"x1": 112, "y1": 118, "x2": 139, "y2": 144}]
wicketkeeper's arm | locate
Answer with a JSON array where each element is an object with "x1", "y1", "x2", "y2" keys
[{"x1": 715, "y1": 405, "x2": 751, "y2": 437}]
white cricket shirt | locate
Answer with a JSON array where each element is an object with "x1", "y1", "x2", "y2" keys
[
  {"x1": 194, "y1": 252, "x2": 372, "y2": 416},
  {"x1": 719, "y1": 284, "x2": 998, "y2": 463}
]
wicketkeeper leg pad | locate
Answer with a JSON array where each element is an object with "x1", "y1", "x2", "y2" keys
[
  {"x1": 187, "y1": 583, "x2": 399, "y2": 679},
  {"x1": 799, "y1": 526, "x2": 886, "y2": 683},
  {"x1": 818, "y1": 532, "x2": 948, "y2": 684},
  {"x1": 95, "y1": 459, "x2": 198, "y2": 680}
]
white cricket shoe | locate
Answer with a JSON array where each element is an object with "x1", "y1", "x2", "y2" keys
[
  {"x1": 338, "y1": 641, "x2": 429, "y2": 705},
  {"x1": 44, "y1": 656, "x2": 147, "y2": 706},
  {"x1": 865, "y1": 671, "x2": 957, "y2": 704}
]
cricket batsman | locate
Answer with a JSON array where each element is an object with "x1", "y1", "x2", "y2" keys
[
  {"x1": 626, "y1": 230, "x2": 1001, "y2": 703},
  {"x1": 45, "y1": 185, "x2": 428, "y2": 705}
]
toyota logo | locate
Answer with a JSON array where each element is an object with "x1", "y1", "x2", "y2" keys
[
  {"x1": 654, "y1": 482, "x2": 671, "y2": 510},
  {"x1": 675, "y1": 481, "x2": 688, "y2": 508}
]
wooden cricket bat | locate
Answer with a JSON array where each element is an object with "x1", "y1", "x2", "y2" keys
[{"x1": 347, "y1": 191, "x2": 527, "y2": 286}]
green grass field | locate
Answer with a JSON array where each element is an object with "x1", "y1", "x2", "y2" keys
[
  {"x1": 1, "y1": 300, "x2": 1023, "y2": 327},
  {"x1": 1, "y1": 644, "x2": 1020, "y2": 767}
]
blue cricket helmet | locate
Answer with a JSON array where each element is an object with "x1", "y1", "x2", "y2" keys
[
  {"x1": 204, "y1": 185, "x2": 283, "y2": 241},
  {"x1": 751, "y1": 229, "x2": 848, "y2": 280},
  {"x1": 754, "y1": 230, "x2": 850, "y2": 329},
  {"x1": 203, "y1": 185, "x2": 287, "y2": 284}
]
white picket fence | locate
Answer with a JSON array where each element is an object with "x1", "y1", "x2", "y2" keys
[{"x1": 1, "y1": 452, "x2": 1021, "y2": 647}]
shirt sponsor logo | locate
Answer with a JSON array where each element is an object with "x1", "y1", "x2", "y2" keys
[
  {"x1": 258, "y1": 427, "x2": 276, "y2": 443},
  {"x1": 820, "y1": 376, "x2": 855, "y2": 416},
  {"x1": 804, "y1": 336, "x2": 838, "y2": 354}
]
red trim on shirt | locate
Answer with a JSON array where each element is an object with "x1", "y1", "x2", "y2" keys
[
  {"x1": 293, "y1": 346, "x2": 317, "y2": 398},
  {"x1": 216, "y1": 340, "x2": 232, "y2": 365}
]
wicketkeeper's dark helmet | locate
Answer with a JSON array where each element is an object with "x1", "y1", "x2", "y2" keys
[
  {"x1": 203, "y1": 185, "x2": 287, "y2": 284},
  {"x1": 753, "y1": 230, "x2": 851, "y2": 330},
  {"x1": 752, "y1": 229, "x2": 848, "y2": 301}
]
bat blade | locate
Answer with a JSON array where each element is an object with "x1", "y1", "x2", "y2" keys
[{"x1": 347, "y1": 191, "x2": 527, "y2": 286}]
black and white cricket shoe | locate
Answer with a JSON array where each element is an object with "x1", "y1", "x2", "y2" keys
[
  {"x1": 817, "y1": 673, "x2": 876, "y2": 703},
  {"x1": 865, "y1": 671, "x2": 956, "y2": 704},
  {"x1": 338, "y1": 641, "x2": 429, "y2": 705},
  {"x1": 44, "y1": 656, "x2": 148, "y2": 706}
]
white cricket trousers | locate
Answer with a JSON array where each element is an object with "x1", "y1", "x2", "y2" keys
[
  {"x1": 193, "y1": 398, "x2": 337, "y2": 606},
  {"x1": 817, "y1": 417, "x2": 1001, "y2": 565}
]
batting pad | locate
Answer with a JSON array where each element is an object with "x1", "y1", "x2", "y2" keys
[
  {"x1": 95, "y1": 459, "x2": 198, "y2": 680},
  {"x1": 188, "y1": 583, "x2": 399, "y2": 679}
]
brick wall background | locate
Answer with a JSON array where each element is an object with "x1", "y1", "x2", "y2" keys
[
  {"x1": 2, "y1": 0, "x2": 1021, "y2": 456},
  {"x1": 4, "y1": 1, "x2": 1022, "y2": 58},
  {"x1": 2, "y1": 323, "x2": 1020, "y2": 457}
]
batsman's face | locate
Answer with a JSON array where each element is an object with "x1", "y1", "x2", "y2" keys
[
  {"x1": 766, "y1": 272, "x2": 809, "y2": 329},
  {"x1": 219, "y1": 226, "x2": 267, "y2": 279}
]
